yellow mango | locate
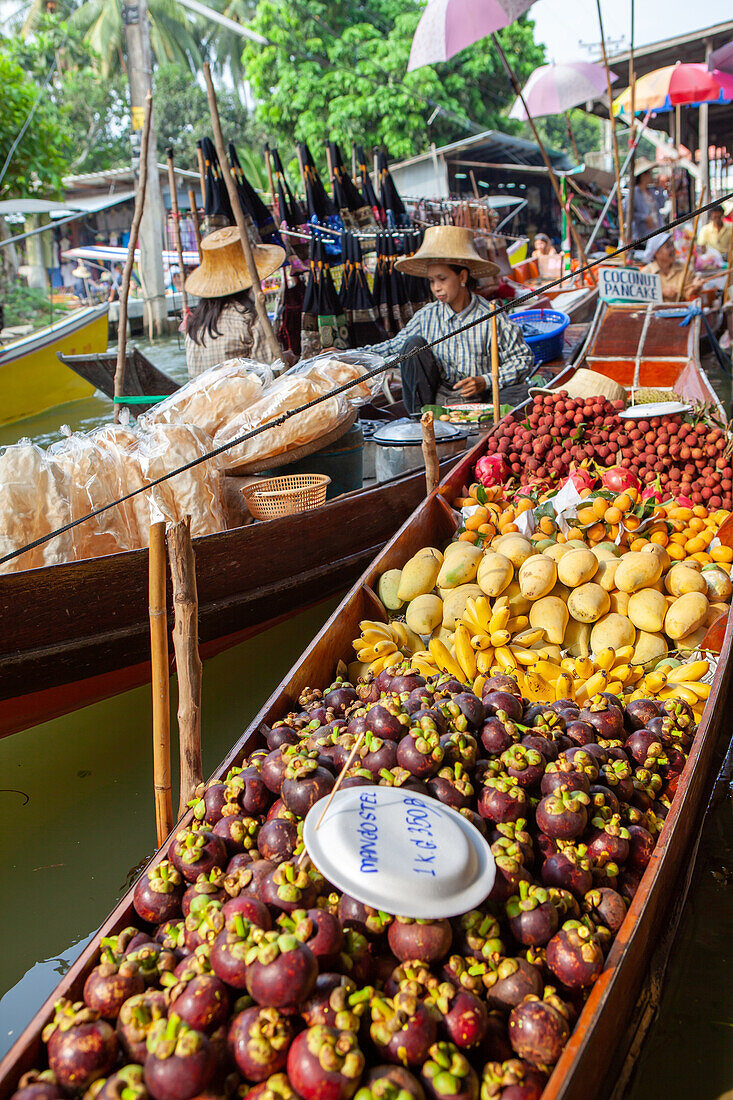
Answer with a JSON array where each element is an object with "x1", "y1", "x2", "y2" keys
[
  {"x1": 564, "y1": 617, "x2": 592, "y2": 658},
  {"x1": 436, "y1": 544, "x2": 483, "y2": 589},
  {"x1": 595, "y1": 558, "x2": 620, "y2": 593},
  {"x1": 504, "y1": 580, "x2": 532, "y2": 616},
  {"x1": 548, "y1": 581, "x2": 572, "y2": 603},
  {"x1": 477, "y1": 553, "x2": 514, "y2": 597},
  {"x1": 665, "y1": 591, "x2": 709, "y2": 641},
  {"x1": 591, "y1": 544, "x2": 621, "y2": 563},
  {"x1": 608, "y1": 591, "x2": 629, "y2": 616},
  {"x1": 627, "y1": 589, "x2": 668, "y2": 633},
  {"x1": 378, "y1": 569, "x2": 404, "y2": 610},
  {"x1": 557, "y1": 548, "x2": 598, "y2": 588},
  {"x1": 406, "y1": 594, "x2": 443, "y2": 636},
  {"x1": 543, "y1": 542, "x2": 572, "y2": 562},
  {"x1": 614, "y1": 552, "x2": 663, "y2": 593},
  {"x1": 528, "y1": 595, "x2": 569, "y2": 645},
  {"x1": 493, "y1": 534, "x2": 534, "y2": 568},
  {"x1": 567, "y1": 583, "x2": 610, "y2": 623},
  {"x1": 701, "y1": 565, "x2": 733, "y2": 602},
  {"x1": 675, "y1": 624, "x2": 710, "y2": 652},
  {"x1": 397, "y1": 551, "x2": 442, "y2": 601},
  {"x1": 642, "y1": 542, "x2": 671, "y2": 572},
  {"x1": 518, "y1": 555, "x2": 557, "y2": 601},
  {"x1": 665, "y1": 564, "x2": 707, "y2": 597},
  {"x1": 633, "y1": 631, "x2": 668, "y2": 666},
  {"x1": 442, "y1": 583, "x2": 484, "y2": 629},
  {"x1": 590, "y1": 613, "x2": 636, "y2": 654}
]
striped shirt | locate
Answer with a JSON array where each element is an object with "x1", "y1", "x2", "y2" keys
[
  {"x1": 185, "y1": 302, "x2": 275, "y2": 379},
  {"x1": 363, "y1": 294, "x2": 535, "y2": 391}
]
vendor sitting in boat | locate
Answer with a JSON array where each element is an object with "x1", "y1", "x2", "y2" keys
[
  {"x1": 362, "y1": 225, "x2": 535, "y2": 415},
  {"x1": 640, "y1": 231, "x2": 703, "y2": 303},
  {"x1": 184, "y1": 226, "x2": 285, "y2": 379},
  {"x1": 532, "y1": 233, "x2": 558, "y2": 259}
]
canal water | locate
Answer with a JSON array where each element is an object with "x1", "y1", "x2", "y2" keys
[{"x1": 0, "y1": 338, "x2": 730, "y2": 1095}]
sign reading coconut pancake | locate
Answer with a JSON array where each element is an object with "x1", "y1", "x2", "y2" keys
[
  {"x1": 597, "y1": 266, "x2": 662, "y2": 303},
  {"x1": 302, "y1": 788, "x2": 495, "y2": 918}
]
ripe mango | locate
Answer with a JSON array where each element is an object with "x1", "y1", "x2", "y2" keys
[
  {"x1": 492, "y1": 534, "x2": 534, "y2": 568},
  {"x1": 590, "y1": 613, "x2": 636, "y2": 653},
  {"x1": 614, "y1": 552, "x2": 663, "y2": 593},
  {"x1": 397, "y1": 550, "x2": 442, "y2": 602},
  {"x1": 442, "y1": 583, "x2": 484, "y2": 629},
  {"x1": 595, "y1": 558, "x2": 619, "y2": 593},
  {"x1": 518, "y1": 555, "x2": 557, "y2": 600},
  {"x1": 627, "y1": 588, "x2": 667, "y2": 633},
  {"x1": 633, "y1": 630, "x2": 668, "y2": 667},
  {"x1": 406, "y1": 594, "x2": 443, "y2": 636},
  {"x1": 504, "y1": 580, "x2": 532, "y2": 617},
  {"x1": 567, "y1": 583, "x2": 610, "y2": 624},
  {"x1": 557, "y1": 548, "x2": 598, "y2": 588},
  {"x1": 665, "y1": 592, "x2": 709, "y2": 641},
  {"x1": 642, "y1": 542, "x2": 671, "y2": 572},
  {"x1": 437, "y1": 544, "x2": 483, "y2": 589},
  {"x1": 564, "y1": 617, "x2": 591, "y2": 658},
  {"x1": 665, "y1": 564, "x2": 707, "y2": 597},
  {"x1": 543, "y1": 542, "x2": 572, "y2": 562},
  {"x1": 608, "y1": 590, "x2": 629, "y2": 616},
  {"x1": 378, "y1": 569, "x2": 404, "y2": 610},
  {"x1": 528, "y1": 595, "x2": 568, "y2": 645},
  {"x1": 477, "y1": 552, "x2": 514, "y2": 597}
]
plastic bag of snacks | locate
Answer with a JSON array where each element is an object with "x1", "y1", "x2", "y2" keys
[
  {"x1": 140, "y1": 359, "x2": 273, "y2": 437},
  {"x1": 137, "y1": 423, "x2": 226, "y2": 538},
  {"x1": 0, "y1": 441, "x2": 74, "y2": 572},
  {"x1": 92, "y1": 423, "x2": 154, "y2": 549},
  {"x1": 283, "y1": 350, "x2": 385, "y2": 404},
  {"x1": 215, "y1": 375, "x2": 349, "y2": 468}
]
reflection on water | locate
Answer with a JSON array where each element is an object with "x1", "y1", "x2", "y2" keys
[{"x1": 0, "y1": 594, "x2": 340, "y2": 1057}]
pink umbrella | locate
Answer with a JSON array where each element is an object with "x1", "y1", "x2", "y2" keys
[
  {"x1": 407, "y1": 0, "x2": 536, "y2": 72},
  {"x1": 508, "y1": 60, "x2": 616, "y2": 120}
]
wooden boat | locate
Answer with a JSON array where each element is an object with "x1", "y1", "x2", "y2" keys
[
  {"x1": 510, "y1": 257, "x2": 598, "y2": 324},
  {"x1": 0, "y1": 416, "x2": 729, "y2": 1100},
  {"x1": 58, "y1": 347, "x2": 179, "y2": 414},
  {"x1": 0, "y1": 304, "x2": 108, "y2": 425}
]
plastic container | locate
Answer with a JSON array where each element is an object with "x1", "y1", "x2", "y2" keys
[
  {"x1": 510, "y1": 308, "x2": 571, "y2": 364},
  {"x1": 241, "y1": 474, "x2": 331, "y2": 520}
]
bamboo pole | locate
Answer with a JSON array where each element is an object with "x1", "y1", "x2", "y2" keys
[
  {"x1": 264, "y1": 143, "x2": 276, "y2": 211},
  {"x1": 196, "y1": 142, "x2": 206, "y2": 210},
  {"x1": 490, "y1": 314, "x2": 500, "y2": 425},
  {"x1": 680, "y1": 186, "x2": 706, "y2": 298},
  {"x1": 167, "y1": 517, "x2": 203, "y2": 818},
  {"x1": 114, "y1": 92, "x2": 152, "y2": 422},
  {"x1": 166, "y1": 148, "x2": 189, "y2": 318},
  {"x1": 420, "y1": 412, "x2": 439, "y2": 495},
  {"x1": 564, "y1": 112, "x2": 581, "y2": 164},
  {"x1": 469, "y1": 169, "x2": 480, "y2": 201},
  {"x1": 188, "y1": 189, "x2": 202, "y2": 252},
  {"x1": 202, "y1": 63, "x2": 281, "y2": 361},
  {"x1": 149, "y1": 520, "x2": 173, "y2": 845},
  {"x1": 625, "y1": 0, "x2": 636, "y2": 247},
  {"x1": 325, "y1": 144, "x2": 334, "y2": 193},
  {"x1": 595, "y1": 0, "x2": 625, "y2": 244},
  {"x1": 491, "y1": 34, "x2": 596, "y2": 285}
]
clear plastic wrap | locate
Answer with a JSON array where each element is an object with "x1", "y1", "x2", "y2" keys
[
  {"x1": 140, "y1": 358, "x2": 274, "y2": 437},
  {"x1": 92, "y1": 423, "x2": 153, "y2": 549},
  {"x1": 137, "y1": 423, "x2": 226, "y2": 537},
  {"x1": 215, "y1": 375, "x2": 348, "y2": 468},
  {"x1": 284, "y1": 349, "x2": 385, "y2": 403},
  {"x1": 0, "y1": 441, "x2": 74, "y2": 572},
  {"x1": 48, "y1": 427, "x2": 138, "y2": 560}
]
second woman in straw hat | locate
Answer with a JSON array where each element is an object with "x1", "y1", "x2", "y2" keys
[
  {"x1": 184, "y1": 225, "x2": 285, "y2": 379},
  {"x1": 359, "y1": 225, "x2": 534, "y2": 413}
]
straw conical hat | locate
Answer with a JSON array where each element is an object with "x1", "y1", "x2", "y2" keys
[
  {"x1": 185, "y1": 225, "x2": 285, "y2": 298},
  {"x1": 395, "y1": 225, "x2": 499, "y2": 278},
  {"x1": 633, "y1": 158, "x2": 656, "y2": 178}
]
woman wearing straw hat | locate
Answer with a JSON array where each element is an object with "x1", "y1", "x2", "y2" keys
[
  {"x1": 625, "y1": 159, "x2": 662, "y2": 243},
  {"x1": 641, "y1": 232, "x2": 702, "y2": 302},
  {"x1": 361, "y1": 225, "x2": 534, "y2": 415},
  {"x1": 184, "y1": 225, "x2": 285, "y2": 379}
]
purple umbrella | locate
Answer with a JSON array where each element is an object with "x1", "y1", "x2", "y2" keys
[
  {"x1": 408, "y1": 0, "x2": 536, "y2": 71},
  {"x1": 508, "y1": 60, "x2": 616, "y2": 120}
]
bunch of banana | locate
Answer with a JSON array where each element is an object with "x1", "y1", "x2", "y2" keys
[
  {"x1": 351, "y1": 619, "x2": 423, "y2": 677},
  {"x1": 627, "y1": 659, "x2": 711, "y2": 708}
]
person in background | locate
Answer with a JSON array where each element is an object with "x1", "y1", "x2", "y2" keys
[
  {"x1": 626, "y1": 159, "x2": 662, "y2": 242},
  {"x1": 699, "y1": 203, "x2": 732, "y2": 258},
  {"x1": 532, "y1": 233, "x2": 557, "y2": 258},
  {"x1": 360, "y1": 225, "x2": 534, "y2": 414},
  {"x1": 184, "y1": 225, "x2": 285, "y2": 379},
  {"x1": 107, "y1": 263, "x2": 122, "y2": 303},
  {"x1": 641, "y1": 232, "x2": 702, "y2": 302}
]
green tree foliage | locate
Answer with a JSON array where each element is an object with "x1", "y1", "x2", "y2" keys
[
  {"x1": 0, "y1": 49, "x2": 71, "y2": 198},
  {"x1": 531, "y1": 110, "x2": 603, "y2": 164},
  {"x1": 242, "y1": 1, "x2": 545, "y2": 162}
]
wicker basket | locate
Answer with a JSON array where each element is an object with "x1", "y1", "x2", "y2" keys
[{"x1": 241, "y1": 474, "x2": 331, "y2": 520}]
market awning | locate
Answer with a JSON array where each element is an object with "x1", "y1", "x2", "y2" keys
[
  {"x1": 0, "y1": 198, "x2": 85, "y2": 216},
  {"x1": 58, "y1": 190, "x2": 136, "y2": 214}
]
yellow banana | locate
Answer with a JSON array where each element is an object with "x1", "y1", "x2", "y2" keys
[
  {"x1": 476, "y1": 649, "x2": 495, "y2": 674},
  {"x1": 561, "y1": 657, "x2": 577, "y2": 673},
  {"x1": 643, "y1": 670, "x2": 667, "y2": 693},
  {"x1": 613, "y1": 645, "x2": 635, "y2": 667},
  {"x1": 679, "y1": 680, "x2": 711, "y2": 700},
  {"x1": 489, "y1": 600, "x2": 511, "y2": 635},
  {"x1": 490, "y1": 629, "x2": 511, "y2": 648},
  {"x1": 658, "y1": 685, "x2": 699, "y2": 707},
  {"x1": 605, "y1": 679, "x2": 624, "y2": 696},
  {"x1": 389, "y1": 622, "x2": 410, "y2": 649},
  {"x1": 494, "y1": 646, "x2": 518, "y2": 670},
  {"x1": 611, "y1": 664, "x2": 633, "y2": 685},
  {"x1": 513, "y1": 627, "x2": 545, "y2": 646},
  {"x1": 507, "y1": 615, "x2": 529, "y2": 634},
  {"x1": 666, "y1": 660, "x2": 709, "y2": 684},
  {"x1": 470, "y1": 633, "x2": 494, "y2": 651},
  {"x1": 575, "y1": 669, "x2": 609, "y2": 704},
  {"x1": 511, "y1": 647, "x2": 543, "y2": 666},
  {"x1": 523, "y1": 669, "x2": 552, "y2": 702},
  {"x1": 429, "y1": 638, "x2": 465, "y2": 681},
  {"x1": 454, "y1": 624, "x2": 477, "y2": 681},
  {"x1": 555, "y1": 672, "x2": 575, "y2": 701},
  {"x1": 512, "y1": 667, "x2": 528, "y2": 695},
  {"x1": 369, "y1": 650, "x2": 403, "y2": 675},
  {"x1": 533, "y1": 659, "x2": 562, "y2": 684},
  {"x1": 411, "y1": 657, "x2": 438, "y2": 678},
  {"x1": 595, "y1": 648, "x2": 617, "y2": 672},
  {"x1": 462, "y1": 599, "x2": 485, "y2": 635},
  {"x1": 359, "y1": 620, "x2": 392, "y2": 638},
  {"x1": 574, "y1": 657, "x2": 595, "y2": 680},
  {"x1": 474, "y1": 596, "x2": 493, "y2": 633},
  {"x1": 473, "y1": 674, "x2": 487, "y2": 698}
]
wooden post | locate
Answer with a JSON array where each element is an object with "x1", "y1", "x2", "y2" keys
[
  {"x1": 564, "y1": 112, "x2": 581, "y2": 164},
  {"x1": 595, "y1": 0, "x2": 625, "y2": 244},
  {"x1": 325, "y1": 144, "x2": 334, "y2": 193},
  {"x1": 680, "y1": 186, "x2": 706, "y2": 297},
  {"x1": 469, "y1": 170, "x2": 480, "y2": 201},
  {"x1": 625, "y1": 0, "x2": 636, "y2": 246},
  {"x1": 490, "y1": 314, "x2": 500, "y2": 424},
  {"x1": 149, "y1": 520, "x2": 173, "y2": 845},
  {"x1": 166, "y1": 148, "x2": 189, "y2": 318},
  {"x1": 420, "y1": 412, "x2": 439, "y2": 495},
  {"x1": 202, "y1": 62, "x2": 281, "y2": 361},
  {"x1": 491, "y1": 34, "x2": 596, "y2": 285},
  {"x1": 196, "y1": 143, "x2": 206, "y2": 210},
  {"x1": 167, "y1": 517, "x2": 203, "y2": 818},
  {"x1": 264, "y1": 143, "x2": 276, "y2": 211},
  {"x1": 114, "y1": 92, "x2": 153, "y2": 422},
  {"x1": 188, "y1": 189, "x2": 202, "y2": 252}
]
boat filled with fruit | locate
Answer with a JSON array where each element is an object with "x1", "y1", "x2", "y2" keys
[{"x1": 1, "y1": 298, "x2": 731, "y2": 1100}]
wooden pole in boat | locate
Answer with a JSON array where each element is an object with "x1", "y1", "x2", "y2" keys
[
  {"x1": 167, "y1": 517, "x2": 203, "y2": 818},
  {"x1": 421, "y1": 412, "x2": 439, "y2": 495},
  {"x1": 149, "y1": 519, "x2": 173, "y2": 845},
  {"x1": 680, "y1": 185, "x2": 706, "y2": 298},
  {"x1": 188, "y1": 189, "x2": 202, "y2": 252},
  {"x1": 166, "y1": 148, "x2": 189, "y2": 319},
  {"x1": 595, "y1": 0, "x2": 625, "y2": 245},
  {"x1": 114, "y1": 92, "x2": 152, "y2": 423},
  {"x1": 491, "y1": 34, "x2": 596, "y2": 285},
  {"x1": 202, "y1": 63, "x2": 281, "y2": 361},
  {"x1": 490, "y1": 314, "x2": 500, "y2": 425}
]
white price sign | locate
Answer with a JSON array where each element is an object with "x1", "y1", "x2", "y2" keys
[{"x1": 598, "y1": 266, "x2": 662, "y2": 303}]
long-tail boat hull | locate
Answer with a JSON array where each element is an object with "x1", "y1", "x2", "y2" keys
[{"x1": 0, "y1": 426, "x2": 729, "y2": 1100}]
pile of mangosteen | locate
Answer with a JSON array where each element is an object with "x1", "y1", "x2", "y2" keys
[{"x1": 13, "y1": 667, "x2": 696, "y2": 1100}]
